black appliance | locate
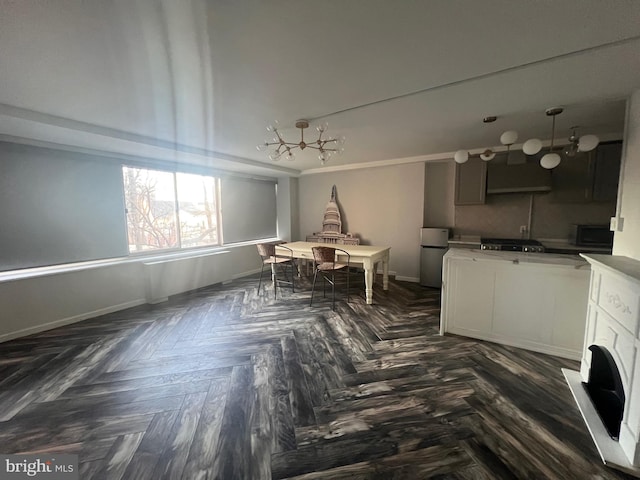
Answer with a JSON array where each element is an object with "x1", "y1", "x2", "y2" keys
[
  {"x1": 480, "y1": 238, "x2": 545, "y2": 253},
  {"x1": 569, "y1": 224, "x2": 614, "y2": 248}
]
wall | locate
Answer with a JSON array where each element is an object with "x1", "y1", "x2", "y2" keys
[
  {"x1": 276, "y1": 176, "x2": 299, "y2": 242},
  {"x1": 298, "y1": 162, "x2": 425, "y2": 281},
  {"x1": 424, "y1": 161, "x2": 455, "y2": 228},
  {"x1": 0, "y1": 245, "x2": 261, "y2": 343},
  {"x1": 454, "y1": 191, "x2": 616, "y2": 240},
  {"x1": 614, "y1": 89, "x2": 640, "y2": 260}
]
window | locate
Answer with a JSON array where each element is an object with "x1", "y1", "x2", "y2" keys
[{"x1": 123, "y1": 166, "x2": 220, "y2": 252}]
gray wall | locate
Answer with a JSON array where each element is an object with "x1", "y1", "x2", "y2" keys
[
  {"x1": 298, "y1": 162, "x2": 425, "y2": 281},
  {"x1": 614, "y1": 89, "x2": 640, "y2": 259}
]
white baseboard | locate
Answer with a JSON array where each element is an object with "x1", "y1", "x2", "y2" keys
[
  {"x1": 395, "y1": 275, "x2": 419, "y2": 283},
  {"x1": 232, "y1": 267, "x2": 262, "y2": 280},
  {"x1": 445, "y1": 327, "x2": 581, "y2": 361},
  {"x1": 0, "y1": 298, "x2": 147, "y2": 344}
]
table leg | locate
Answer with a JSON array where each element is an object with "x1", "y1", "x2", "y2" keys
[
  {"x1": 363, "y1": 259, "x2": 374, "y2": 304},
  {"x1": 270, "y1": 263, "x2": 277, "y2": 294},
  {"x1": 382, "y1": 255, "x2": 389, "y2": 290}
]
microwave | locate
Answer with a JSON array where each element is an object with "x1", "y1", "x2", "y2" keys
[{"x1": 569, "y1": 224, "x2": 614, "y2": 248}]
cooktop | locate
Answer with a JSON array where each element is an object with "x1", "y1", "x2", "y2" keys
[{"x1": 480, "y1": 238, "x2": 545, "y2": 253}]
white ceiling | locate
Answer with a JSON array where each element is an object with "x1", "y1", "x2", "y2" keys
[{"x1": 1, "y1": 0, "x2": 639, "y2": 177}]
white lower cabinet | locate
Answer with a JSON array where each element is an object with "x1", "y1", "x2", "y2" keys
[{"x1": 440, "y1": 249, "x2": 591, "y2": 360}]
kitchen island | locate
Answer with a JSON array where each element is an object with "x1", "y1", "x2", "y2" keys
[{"x1": 440, "y1": 248, "x2": 591, "y2": 360}]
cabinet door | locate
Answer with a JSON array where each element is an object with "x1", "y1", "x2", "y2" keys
[
  {"x1": 592, "y1": 141, "x2": 622, "y2": 202},
  {"x1": 454, "y1": 157, "x2": 487, "y2": 205},
  {"x1": 549, "y1": 150, "x2": 594, "y2": 203}
]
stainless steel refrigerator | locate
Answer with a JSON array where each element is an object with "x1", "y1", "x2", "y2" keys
[{"x1": 420, "y1": 228, "x2": 450, "y2": 288}]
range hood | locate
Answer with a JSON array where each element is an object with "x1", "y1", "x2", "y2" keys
[{"x1": 486, "y1": 152, "x2": 552, "y2": 194}]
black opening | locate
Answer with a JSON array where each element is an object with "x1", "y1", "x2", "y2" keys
[{"x1": 582, "y1": 345, "x2": 625, "y2": 440}]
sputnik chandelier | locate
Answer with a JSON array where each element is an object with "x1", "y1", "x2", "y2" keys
[
  {"x1": 257, "y1": 119, "x2": 345, "y2": 165},
  {"x1": 454, "y1": 108, "x2": 600, "y2": 169}
]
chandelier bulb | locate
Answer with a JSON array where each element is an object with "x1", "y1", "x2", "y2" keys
[
  {"x1": 266, "y1": 120, "x2": 279, "y2": 132},
  {"x1": 316, "y1": 122, "x2": 329, "y2": 133}
]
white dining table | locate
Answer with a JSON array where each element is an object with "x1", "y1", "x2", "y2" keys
[{"x1": 276, "y1": 241, "x2": 390, "y2": 304}]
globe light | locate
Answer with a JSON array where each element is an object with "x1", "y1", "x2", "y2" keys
[
  {"x1": 454, "y1": 150, "x2": 469, "y2": 164},
  {"x1": 522, "y1": 138, "x2": 543, "y2": 155},
  {"x1": 578, "y1": 134, "x2": 599, "y2": 152},
  {"x1": 540, "y1": 152, "x2": 561, "y2": 169},
  {"x1": 500, "y1": 130, "x2": 518, "y2": 146}
]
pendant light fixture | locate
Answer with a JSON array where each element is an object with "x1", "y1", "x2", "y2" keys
[
  {"x1": 499, "y1": 130, "x2": 518, "y2": 162},
  {"x1": 539, "y1": 107, "x2": 563, "y2": 169},
  {"x1": 453, "y1": 108, "x2": 600, "y2": 169},
  {"x1": 257, "y1": 120, "x2": 345, "y2": 165},
  {"x1": 517, "y1": 108, "x2": 600, "y2": 167},
  {"x1": 564, "y1": 126, "x2": 600, "y2": 158},
  {"x1": 453, "y1": 116, "x2": 497, "y2": 164}
]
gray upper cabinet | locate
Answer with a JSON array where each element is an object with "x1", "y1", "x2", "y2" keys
[
  {"x1": 550, "y1": 140, "x2": 621, "y2": 204},
  {"x1": 455, "y1": 157, "x2": 487, "y2": 205},
  {"x1": 592, "y1": 141, "x2": 622, "y2": 202},
  {"x1": 550, "y1": 150, "x2": 594, "y2": 203}
]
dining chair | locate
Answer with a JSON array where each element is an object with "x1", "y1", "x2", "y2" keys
[
  {"x1": 310, "y1": 246, "x2": 350, "y2": 310},
  {"x1": 256, "y1": 242, "x2": 297, "y2": 297}
]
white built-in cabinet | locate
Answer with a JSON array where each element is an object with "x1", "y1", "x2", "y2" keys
[{"x1": 440, "y1": 249, "x2": 591, "y2": 360}]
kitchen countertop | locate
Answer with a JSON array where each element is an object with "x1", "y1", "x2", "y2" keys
[
  {"x1": 448, "y1": 235, "x2": 481, "y2": 247},
  {"x1": 445, "y1": 247, "x2": 590, "y2": 268},
  {"x1": 446, "y1": 236, "x2": 612, "y2": 255},
  {"x1": 538, "y1": 239, "x2": 612, "y2": 254}
]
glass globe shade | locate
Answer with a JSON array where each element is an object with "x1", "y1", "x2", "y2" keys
[
  {"x1": 284, "y1": 152, "x2": 295, "y2": 161},
  {"x1": 540, "y1": 152, "x2": 561, "y2": 169},
  {"x1": 578, "y1": 134, "x2": 599, "y2": 152},
  {"x1": 454, "y1": 150, "x2": 469, "y2": 164},
  {"x1": 480, "y1": 149, "x2": 495, "y2": 161},
  {"x1": 500, "y1": 130, "x2": 518, "y2": 146},
  {"x1": 269, "y1": 153, "x2": 280, "y2": 162},
  {"x1": 522, "y1": 138, "x2": 542, "y2": 155}
]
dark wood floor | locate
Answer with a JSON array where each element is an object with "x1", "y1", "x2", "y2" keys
[{"x1": 0, "y1": 272, "x2": 635, "y2": 479}]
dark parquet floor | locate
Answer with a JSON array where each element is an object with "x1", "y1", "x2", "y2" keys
[{"x1": 0, "y1": 271, "x2": 635, "y2": 479}]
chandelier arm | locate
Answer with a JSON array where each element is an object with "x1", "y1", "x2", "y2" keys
[{"x1": 274, "y1": 130, "x2": 285, "y2": 143}]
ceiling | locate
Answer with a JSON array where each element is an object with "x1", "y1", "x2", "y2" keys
[{"x1": 1, "y1": 0, "x2": 639, "y2": 177}]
